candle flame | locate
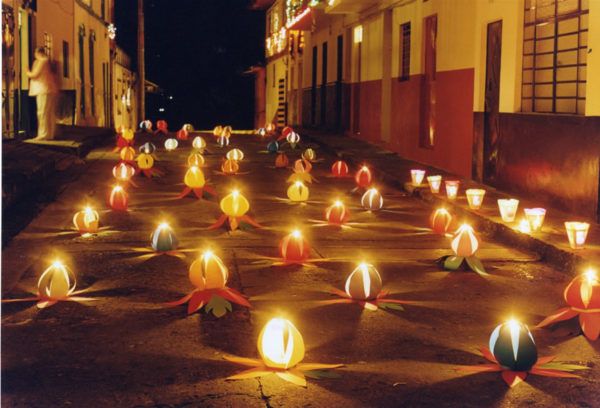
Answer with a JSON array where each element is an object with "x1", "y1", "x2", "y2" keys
[
  {"x1": 291, "y1": 229, "x2": 301, "y2": 239},
  {"x1": 584, "y1": 268, "x2": 597, "y2": 284}
]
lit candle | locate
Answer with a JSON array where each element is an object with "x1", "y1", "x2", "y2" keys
[
  {"x1": 564, "y1": 222, "x2": 590, "y2": 249},
  {"x1": 410, "y1": 169, "x2": 426, "y2": 186},
  {"x1": 221, "y1": 190, "x2": 250, "y2": 218},
  {"x1": 497, "y1": 199, "x2": 519, "y2": 222},
  {"x1": 466, "y1": 189, "x2": 486, "y2": 210},
  {"x1": 184, "y1": 166, "x2": 206, "y2": 188},
  {"x1": 524, "y1": 208, "x2": 546, "y2": 232},
  {"x1": 427, "y1": 175, "x2": 442, "y2": 193},
  {"x1": 445, "y1": 180, "x2": 460, "y2": 200}
]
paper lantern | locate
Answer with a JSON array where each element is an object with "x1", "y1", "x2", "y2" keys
[
  {"x1": 524, "y1": 208, "x2": 546, "y2": 232},
  {"x1": 187, "y1": 152, "x2": 205, "y2": 167},
  {"x1": 361, "y1": 188, "x2": 383, "y2": 211},
  {"x1": 176, "y1": 128, "x2": 189, "y2": 140},
  {"x1": 182, "y1": 123, "x2": 194, "y2": 132},
  {"x1": 122, "y1": 128, "x2": 134, "y2": 141},
  {"x1": 139, "y1": 119, "x2": 152, "y2": 131},
  {"x1": 287, "y1": 181, "x2": 309, "y2": 202},
  {"x1": 331, "y1": 160, "x2": 349, "y2": 177},
  {"x1": 267, "y1": 141, "x2": 279, "y2": 154},
  {"x1": 226, "y1": 148, "x2": 244, "y2": 161},
  {"x1": 156, "y1": 120, "x2": 168, "y2": 132},
  {"x1": 138, "y1": 142, "x2": 156, "y2": 154},
  {"x1": 213, "y1": 125, "x2": 223, "y2": 137},
  {"x1": 257, "y1": 128, "x2": 266, "y2": 137},
  {"x1": 73, "y1": 207, "x2": 99, "y2": 234},
  {"x1": 164, "y1": 138, "x2": 178, "y2": 151},
  {"x1": 445, "y1": 180, "x2": 460, "y2": 200},
  {"x1": 112, "y1": 163, "x2": 135, "y2": 182},
  {"x1": 189, "y1": 250, "x2": 228, "y2": 290},
  {"x1": 109, "y1": 185, "x2": 128, "y2": 211},
  {"x1": 258, "y1": 318, "x2": 305, "y2": 369},
  {"x1": 325, "y1": 200, "x2": 349, "y2": 225},
  {"x1": 564, "y1": 222, "x2": 590, "y2": 249},
  {"x1": 136, "y1": 153, "x2": 155, "y2": 170},
  {"x1": 221, "y1": 159, "x2": 240, "y2": 174},
  {"x1": 565, "y1": 269, "x2": 600, "y2": 310},
  {"x1": 410, "y1": 169, "x2": 426, "y2": 186},
  {"x1": 302, "y1": 148, "x2": 316, "y2": 162},
  {"x1": 37, "y1": 260, "x2": 76, "y2": 300},
  {"x1": 489, "y1": 319, "x2": 537, "y2": 372},
  {"x1": 451, "y1": 224, "x2": 479, "y2": 257},
  {"x1": 184, "y1": 166, "x2": 206, "y2": 188},
  {"x1": 192, "y1": 136, "x2": 206, "y2": 151},
  {"x1": 345, "y1": 263, "x2": 382, "y2": 301},
  {"x1": 217, "y1": 135, "x2": 230, "y2": 148},
  {"x1": 275, "y1": 152, "x2": 289, "y2": 168},
  {"x1": 430, "y1": 208, "x2": 452, "y2": 234},
  {"x1": 286, "y1": 131, "x2": 300, "y2": 147},
  {"x1": 466, "y1": 189, "x2": 486, "y2": 210},
  {"x1": 120, "y1": 146, "x2": 135, "y2": 162},
  {"x1": 222, "y1": 126, "x2": 233, "y2": 137},
  {"x1": 427, "y1": 175, "x2": 442, "y2": 194},
  {"x1": 498, "y1": 199, "x2": 519, "y2": 223},
  {"x1": 279, "y1": 229, "x2": 311, "y2": 263},
  {"x1": 265, "y1": 123, "x2": 276, "y2": 133},
  {"x1": 220, "y1": 190, "x2": 250, "y2": 218},
  {"x1": 355, "y1": 166, "x2": 372, "y2": 189},
  {"x1": 151, "y1": 222, "x2": 178, "y2": 252},
  {"x1": 281, "y1": 126, "x2": 293, "y2": 138},
  {"x1": 293, "y1": 158, "x2": 312, "y2": 174}
]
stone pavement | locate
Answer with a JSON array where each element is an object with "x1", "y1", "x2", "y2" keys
[{"x1": 2, "y1": 132, "x2": 599, "y2": 407}]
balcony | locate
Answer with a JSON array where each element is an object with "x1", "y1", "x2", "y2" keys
[{"x1": 325, "y1": 0, "x2": 380, "y2": 14}]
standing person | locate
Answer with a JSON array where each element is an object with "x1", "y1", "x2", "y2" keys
[{"x1": 27, "y1": 47, "x2": 58, "y2": 140}]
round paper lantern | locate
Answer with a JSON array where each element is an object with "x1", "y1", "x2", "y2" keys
[
  {"x1": 164, "y1": 138, "x2": 178, "y2": 151},
  {"x1": 137, "y1": 153, "x2": 155, "y2": 170},
  {"x1": 120, "y1": 146, "x2": 135, "y2": 161},
  {"x1": 302, "y1": 148, "x2": 316, "y2": 162},
  {"x1": 122, "y1": 128, "x2": 134, "y2": 141},
  {"x1": 286, "y1": 131, "x2": 300, "y2": 147},
  {"x1": 361, "y1": 188, "x2": 383, "y2": 211},
  {"x1": 213, "y1": 125, "x2": 223, "y2": 137},
  {"x1": 489, "y1": 319, "x2": 538, "y2": 371},
  {"x1": 176, "y1": 128, "x2": 189, "y2": 140},
  {"x1": 325, "y1": 200, "x2": 349, "y2": 225},
  {"x1": 37, "y1": 260, "x2": 76, "y2": 300},
  {"x1": 217, "y1": 135, "x2": 230, "y2": 148},
  {"x1": 151, "y1": 222, "x2": 178, "y2": 252},
  {"x1": 281, "y1": 126, "x2": 293, "y2": 138},
  {"x1": 138, "y1": 142, "x2": 156, "y2": 154},
  {"x1": 184, "y1": 166, "x2": 206, "y2": 188},
  {"x1": 345, "y1": 263, "x2": 383, "y2": 301},
  {"x1": 182, "y1": 123, "x2": 194, "y2": 132},
  {"x1": 355, "y1": 166, "x2": 372, "y2": 188},
  {"x1": 109, "y1": 185, "x2": 128, "y2": 211},
  {"x1": 451, "y1": 224, "x2": 479, "y2": 257},
  {"x1": 265, "y1": 123, "x2": 276, "y2": 133},
  {"x1": 564, "y1": 269, "x2": 600, "y2": 310},
  {"x1": 267, "y1": 141, "x2": 279, "y2": 153},
  {"x1": 139, "y1": 119, "x2": 152, "y2": 131},
  {"x1": 226, "y1": 148, "x2": 244, "y2": 161},
  {"x1": 156, "y1": 120, "x2": 168, "y2": 131},
  {"x1": 293, "y1": 158, "x2": 312, "y2": 174},
  {"x1": 189, "y1": 250, "x2": 228, "y2": 290},
  {"x1": 257, "y1": 127, "x2": 267, "y2": 137},
  {"x1": 221, "y1": 159, "x2": 240, "y2": 174},
  {"x1": 220, "y1": 190, "x2": 250, "y2": 217},
  {"x1": 222, "y1": 126, "x2": 233, "y2": 137},
  {"x1": 187, "y1": 152, "x2": 205, "y2": 167},
  {"x1": 275, "y1": 152, "x2": 289, "y2": 168},
  {"x1": 331, "y1": 160, "x2": 349, "y2": 177},
  {"x1": 287, "y1": 181, "x2": 309, "y2": 202},
  {"x1": 73, "y1": 207, "x2": 100, "y2": 234},
  {"x1": 258, "y1": 318, "x2": 305, "y2": 369},
  {"x1": 279, "y1": 229, "x2": 311, "y2": 264},
  {"x1": 112, "y1": 163, "x2": 136, "y2": 182},
  {"x1": 430, "y1": 208, "x2": 453, "y2": 235},
  {"x1": 192, "y1": 136, "x2": 206, "y2": 151}
]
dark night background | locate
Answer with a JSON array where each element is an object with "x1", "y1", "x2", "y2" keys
[{"x1": 115, "y1": 0, "x2": 265, "y2": 130}]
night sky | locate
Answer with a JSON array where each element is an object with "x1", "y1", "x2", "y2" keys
[{"x1": 115, "y1": 0, "x2": 265, "y2": 130}]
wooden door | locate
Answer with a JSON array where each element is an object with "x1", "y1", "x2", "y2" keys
[{"x1": 484, "y1": 20, "x2": 502, "y2": 183}]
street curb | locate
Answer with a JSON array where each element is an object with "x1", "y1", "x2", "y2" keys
[{"x1": 303, "y1": 132, "x2": 589, "y2": 275}]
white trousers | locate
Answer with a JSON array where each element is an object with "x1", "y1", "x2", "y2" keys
[{"x1": 36, "y1": 93, "x2": 56, "y2": 139}]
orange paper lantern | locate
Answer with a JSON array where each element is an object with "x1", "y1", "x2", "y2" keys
[
  {"x1": 120, "y1": 146, "x2": 135, "y2": 162},
  {"x1": 109, "y1": 185, "x2": 128, "y2": 211},
  {"x1": 275, "y1": 152, "x2": 289, "y2": 168},
  {"x1": 430, "y1": 208, "x2": 453, "y2": 234},
  {"x1": 345, "y1": 263, "x2": 383, "y2": 301},
  {"x1": 331, "y1": 160, "x2": 349, "y2": 177},
  {"x1": 187, "y1": 152, "x2": 205, "y2": 167},
  {"x1": 325, "y1": 200, "x2": 349, "y2": 225},
  {"x1": 355, "y1": 166, "x2": 372, "y2": 189},
  {"x1": 73, "y1": 207, "x2": 100, "y2": 234},
  {"x1": 221, "y1": 159, "x2": 240, "y2": 174},
  {"x1": 189, "y1": 250, "x2": 229, "y2": 290},
  {"x1": 279, "y1": 230, "x2": 311, "y2": 264},
  {"x1": 451, "y1": 224, "x2": 479, "y2": 257}
]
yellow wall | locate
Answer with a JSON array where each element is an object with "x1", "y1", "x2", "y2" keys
[
  {"x1": 586, "y1": 0, "x2": 600, "y2": 116},
  {"x1": 265, "y1": 57, "x2": 288, "y2": 124}
]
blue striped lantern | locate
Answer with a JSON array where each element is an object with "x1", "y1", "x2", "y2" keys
[{"x1": 489, "y1": 319, "x2": 538, "y2": 371}]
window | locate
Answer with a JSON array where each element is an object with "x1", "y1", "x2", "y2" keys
[
  {"x1": 89, "y1": 31, "x2": 96, "y2": 115},
  {"x1": 521, "y1": 0, "x2": 588, "y2": 114},
  {"x1": 78, "y1": 25, "x2": 85, "y2": 115},
  {"x1": 62, "y1": 41, "x2": 69, "y2": 78},
  {"x1": 399, "y1": 22, "x2": 411, "y2": 81}
]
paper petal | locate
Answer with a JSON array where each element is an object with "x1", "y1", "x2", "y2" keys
[
  {"x1": 465, "y1": 256, "x2": 488, "y2": 276},
  {"x1": 36, "y1": 299, "x2": 57, "y2": 309},
  {"x1": 536, "y1": 307, "x2": 578, "y2": 328},
  {"x1": 502, "y1": 371, "x2": 527, "y2": 387},
  {"x1": 176, "y1": 187, "x2": 192, "y2": 199},
  {"x1": 187, "y1": 292, "x2": 208, "y2": 315},
  {"x1": 297, "y1": 363, "x2": 344, "y2": 371},
  {"x1": 164, "y1": 293, "x2": 194, "y2": 307},
  {"x1": 230, "y1": 217, "x2": 239, "y2": 231},
  {"x1": 580, "y1": 313, "x2": 600, "y2": 341},
  {"x1": 2, "y1": 297, "x2": 40, "y2": 303},
  {"x1": 220, "y1": 288, "x2": 252, "y2": 308},
  {"x1": 456, "y1": 364, "x2": 502, "y2": 373},
  {"x1": 329, "y1": 288, "x2": 349, "y2": 298},
  {"x1": 228, "y1": 368, "x2": 273, "y2": 380},
  {"x1": 223, "y1": 355, "x2": 263, "y2": 367},
  {"x1": 480, "y1": 347, "x2": 498, "y2": 364},
  {"x1": 535, "y1": 355, "x2": 557, "y2": 366},
  {"x1": 443, "y1": 256, "x2": 464, "y2": 270},
  {"x1": 205, "y1": 296, "x2": 232, "y2": 318},
  {"x1": 275, "y1": 370, "x2": 307, "y2": 387},
  {"x1": 529, "y1": 368, "x2": 581, "y2": 378},
  {"x1": 240, "y1": 215, "x2": 262, "y2": 228},
  {"x1": 208, "y1": 214, "x2": 228, "y2": 230}
]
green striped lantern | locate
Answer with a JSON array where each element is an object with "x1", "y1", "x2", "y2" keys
[
  {"x1": 151, "y1": 223, "x2": 179, "y2": 252},
  {"x1": 489, "y1": 320, "x2": 538, "y2": 371}
]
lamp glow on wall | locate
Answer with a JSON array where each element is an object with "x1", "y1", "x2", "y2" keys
[
  {"x1": 466, "y1": 189, "x2": 486, "y2": 210},
  {"x1": 325, "y1": 200, "x2": 349, "y2": 226},
  {"x1": 441, "y1": 224, "x2": 487, "y2": 275},
  {"x1": 410, "y1": 169, "x2": 426, "y2": 187},
  {"x1": 427, "y1": 175, "x2": 442, "y2": 193},
  {"x1": 524, "y1": 208, "x2": 546, "y2": 232},
  {"x1": 224, "y1": 317, "x2": 343, "y2": 386},
  {"x1": 279, "y1": 229, "x2": 311, "y2": 264},
  {"x1": 209, "y1": 189, "x2": 262, "y2": 231},
  {"x1": 287, "y1": 181, "x2": 309, "y2": 202},
  {"x1": 166, "y1": 250, "x2": 251, "y2": 316},
  {"x1": 564, "y1": 222, "x2": 590, "y2": 249},
  {"x1": 73, "y1": 206, "x2": 99, "y2": 235},
  {"x1": 331, "y1": 160, "x2": 349, "y2": 178},
  {"x1": 109, "y1": 185, "x2": 128, "y2": 211},
  {"x1": 538, "y1": 268, "x2": 600, "y2": 340},
  {"x1": 151, "y1": 222, "x2": 179, "y2": 253},
  {"x1": 445, "y1": 180, "x2": 459, "y2": 200},
  {"x1": 164, "y1": 138, "x2": 178, "y2": 151},
  {"x1": 498, "y1": 199, "x2": 519, "y2": 222},
  {"x1": 361, "y1": 188, "x2": 383, "y2": 211}
]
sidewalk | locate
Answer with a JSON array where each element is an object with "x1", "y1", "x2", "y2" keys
[{"x1": 301, "y1": 129, "x2": 599, "y2": 274}]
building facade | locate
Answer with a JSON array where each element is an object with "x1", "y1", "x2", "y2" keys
[
  {"x1": 260, "y1": 0, "x2": 600, "y2": 220},
  {"x1": 113, "y1": 45, "x2": 137, "y2": 130},
  {"x1": 1, "y1": 0, "x2": 137, "y2": 138}
]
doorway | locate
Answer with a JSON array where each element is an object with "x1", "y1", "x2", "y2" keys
[{"x1": 483, "y1": 20, "x2": 502, "y2": 184}]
